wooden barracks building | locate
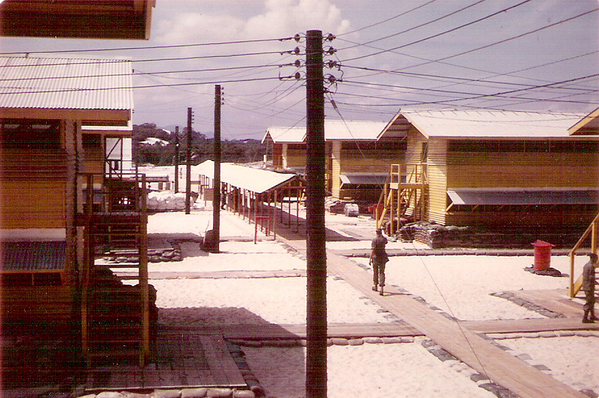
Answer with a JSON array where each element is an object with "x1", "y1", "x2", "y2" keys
[
  {"x1": 264, "y1": 109, "x2": 599, "y2": 229},
  {"x1": 0, "y1": 0, "x2": 157, "y2": 374}
]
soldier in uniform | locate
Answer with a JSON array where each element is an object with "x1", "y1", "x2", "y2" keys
[
  {"x1": 370, "y1": 228, "x2": 389, "y2": 296},
  {"x1": 582, "y1": 253, "x2": 597, "y2": 323}
]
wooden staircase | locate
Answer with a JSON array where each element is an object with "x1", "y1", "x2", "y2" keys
[
  {"x1": 78, "y1": 173, "x2": 152, "y2": 368},
  {"x1": 375, "y1": 163, "x2": 428, "y2": 235},
  {"x1": 568, "y1": 212, "x2": 599, "y2": 298}
]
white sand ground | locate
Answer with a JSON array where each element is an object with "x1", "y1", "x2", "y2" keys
[{"x1": 137, "y1": 206, "x2": 599, "y2": 398}]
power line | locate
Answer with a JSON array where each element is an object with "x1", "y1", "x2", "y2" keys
[
  {"x1": 399, "y1": 7, "x2": 599, "y2": 71},
  {"x1": 340, "y1": 0, "x2": 488, "y2": 50},
  {"x1": 343, "y1": 0, "x2": 534, "y2": 62},
  {"x1": 0, "y1": 37, "x2": 295, "y2": 56},
  {"x1": 0, "y1": 49, "x2": 291, "y2": 68},
  {"x1": 0, "y1": 76, "x2": 286, "y2": 95},
  {"x1": 0, "y1": 63, "x2": 291, "y2": 83},
  {"x1": 338, "y1": 0, "x2": 438, "y2": 37},
  {"x1": 342, "y1": 64, "x2": 599, "y2": 94}
]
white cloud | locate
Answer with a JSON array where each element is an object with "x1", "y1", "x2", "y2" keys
[{"x1": 155, "y1": 0, "x2": 351, "y2": 45}]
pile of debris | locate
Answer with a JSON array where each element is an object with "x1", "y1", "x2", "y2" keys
[
  {"x1": 147, "y1": 191, "x2": 198, "y2": 211},
  {"x1": 398, "y1": 222, "x2": 469, "y2": 248}
]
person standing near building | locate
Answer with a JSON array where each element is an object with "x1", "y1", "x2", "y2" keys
[
  {"x1": 370, "y1": 228, "x2": 389, "y2": 296},
  {"x1": 582, "y1": 253, "x2": 597, "y2": 323}
]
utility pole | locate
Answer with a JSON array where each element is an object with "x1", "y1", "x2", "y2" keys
[
  {"x1": 213, "y1": 84, "x2": 222, "y2": 252},
  {"x1": 305, "y1": 29, "x2": 327, "y2": 398},
  {"x1": 185, "y1": 107, "x2": 193, "y2": 214},
  {"x1": 174, "y1": 126, "x2": 179, "y2": 193}
]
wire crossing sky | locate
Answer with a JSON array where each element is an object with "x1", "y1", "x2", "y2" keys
[{"x1": 0, "y1": 0, "x2": 597, "y2": 139}]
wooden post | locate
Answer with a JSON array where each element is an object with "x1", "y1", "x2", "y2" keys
[
  {"x1": 139, "y1": 174, "x2": 150, "y2": 366},
  {"x1": 185, "y1": 107, "x2": 193, "y2": 214},
  {"x1": 213, "y1": 85, "x2": 222, "y2": 252},
  {"x1": 174, "y1": 126, "x2": 179, "y2": 193},
  {"x1": 273, "y1": 190, "x2": 278, "y2": 239}
]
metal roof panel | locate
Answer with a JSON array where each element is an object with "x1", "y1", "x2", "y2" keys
[
  {"x1": 197, "y1": 160, "x2": 298, "y2": 194},
  {"x1": 400, "y1": 110, "x2": 587, "y2": 138},
  {"x1": 0, "y1": 56, "x2": 133, "y2": 111}
]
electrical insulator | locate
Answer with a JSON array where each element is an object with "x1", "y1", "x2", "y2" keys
[
  {"x1": 294, "y1": 33, "x2": 301, "y2": 42},
  {"x1": 294, "y1": 72, "x2": 301, "y2": 80},
  {"x1": 293, "y1": 47, "x2": 300, "y2": 55},
  {"x1": 325, "y1": 33, "x2": 336, "y2": 41},
  {"x1": 325, "y1": 47, "x2": 336, "y2": 55},
  {"x1": 294, "y1": 59, "x2": 301, "y2": 68}
]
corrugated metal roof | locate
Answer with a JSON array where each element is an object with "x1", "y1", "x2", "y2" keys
[
  {"x1": 0, "y1": 56, "x2": 133, "y2": 110},
  {"x1": 447, "y1": 188, "x2": 599, "y2": 206},
  {"x1": 340, "y1": 173, "x2": 389, "y2": 185},
  {"x1": 263, "y1": 126, "x2": 305, "y2": 144},
  {"x1": 264, "y1": 120, "x2": 389, "y2": 143},
  {"x1": 398, "y1": 110, "x2": 588, "y2": 138},
  {"x1": 197, "y1": 160, "x2": 299, "y2": 194},
  {"x1": 1, "y1": 241, "x2": 66, "y2": 271}
]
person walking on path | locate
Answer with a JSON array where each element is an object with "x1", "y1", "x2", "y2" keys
[
  {"x1": 370, "y1": 228, "x2": 389, "y2": 296},
  {"x1": 582, "y1": 252, "x2": 597, "y2": 323}
]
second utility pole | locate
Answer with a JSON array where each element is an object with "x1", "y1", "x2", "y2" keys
[
  {"x1": 185, "y1": 107, "x2": 193, "y2": 214},
  {"x1": 212, "y1": 84, "x2": 222, "y2": 252}
]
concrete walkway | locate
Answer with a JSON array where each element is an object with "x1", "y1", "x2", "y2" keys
[{"x1": 279, "y1": 235, "x2": 591, "y2": 398}]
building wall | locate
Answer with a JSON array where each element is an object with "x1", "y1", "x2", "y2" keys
[
  {"x1": 282, "y1": 143, "x2": 306, "y2": 171},
  {"x1": 446, "y1": 151, "x2": 598, "y2": 188},
  {"x1": 1, "y1": 149, "x2": 68, "y2": 228},
  {"x1": 444, "y1": 139, "x2": 599, "y2": 226},
  {"x1": 331, "y1": 141, "x2": 342, "y2": 198},
  {"x1": 336, "y1": 140, "x2": 406, "y2": 200},
  {"x1": 424, "y1": 137, "x2": 448, "y2": 225}
]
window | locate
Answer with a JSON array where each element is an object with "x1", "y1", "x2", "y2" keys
[
  {"x1": 448, "y1": 139, "x2": 598, "y2": 153},
  {"x1": 1, "y1": 119, "x2": 61, "y2": 149}
]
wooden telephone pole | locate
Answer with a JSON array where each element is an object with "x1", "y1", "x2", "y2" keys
[
  {"x1": 305, "y1": 29, "x2": 327, "y2": 398},
  {"x1": 212, "y1": 84, "x2": 222, "y2": 252},
  {"x1": 174, "y1": 126, "x2": 179, "y2": 193},
  {"x1": 185, "y1": 107, "x2": 193, "y2": 214}
]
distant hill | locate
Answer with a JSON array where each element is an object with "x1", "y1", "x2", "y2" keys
[{"x1": 133, "y1": 123, "x2": 263, "y2": 165}]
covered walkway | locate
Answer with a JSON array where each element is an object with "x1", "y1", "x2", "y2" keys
[{"x1": 197, "y1": 161, "x2": 305, "y2": 241}]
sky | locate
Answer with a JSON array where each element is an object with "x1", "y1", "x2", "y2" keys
[{"x1": 0, "y1": 0, "x2": 598, "y2": 139}]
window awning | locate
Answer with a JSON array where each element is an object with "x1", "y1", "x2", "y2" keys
[
  {"x1": 1, "y1": 241, "x2": 66, "y2": 272},
  {"x1": 447, "y1": 188, "x2": 599, "y2": 206},
  {"x1": 340, "y1": 173, "x2": 389, "y2": 186}
]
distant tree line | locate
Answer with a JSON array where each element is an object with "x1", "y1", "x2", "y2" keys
[{"x1": 132, "y1": 123, "x2": 264, "y2": 165}]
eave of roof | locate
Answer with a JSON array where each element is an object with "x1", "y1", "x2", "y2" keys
[
  {"x1": 0, "y1": 56, "x2": 134, "y2": 111},
  {"x1": 397, "y1": 109, "x2": 589, "y2": 139},
  {"x1": 197, "y1": 160, "x2": 299, "y2": 194},
  {"x1": 264, "y1": 119, "x2": 389, "y2": 144}
]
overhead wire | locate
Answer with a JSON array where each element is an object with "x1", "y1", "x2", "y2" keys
[
  {"x1": 339, "y1": 0, "x2": 489, "y2": 50},
  {"x1": 342, "y1": 0, "x2": 535, "y2": 62},
  {"x1": 337, "y1": 0, "x2": 438, "y2": 37},
  {"x1": 398, "y1": 7, "x2": 599, "y2": 71},
  {"x1": 0, "y1": 36, "x2": 295, "y2": 56}
]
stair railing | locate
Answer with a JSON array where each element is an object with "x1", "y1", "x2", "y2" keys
[{"x1": 568, "y1": 213, "x2": 599, "y2": 297}]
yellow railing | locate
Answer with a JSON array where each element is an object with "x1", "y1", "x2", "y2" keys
[
  {"x1": 568, "y1": 213, "x2": 599, "y2": 298},
  {"x1": 375, "y1": 163, "x2": 427, "y2": 234}
]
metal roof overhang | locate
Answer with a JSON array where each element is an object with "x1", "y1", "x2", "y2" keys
[
  {"x1": 197, "y1": 160, "x2": 300, "y2": 194},
  {"x1": 447, "y1": 188, "x2": 599, "y2": 206},
  {"x1": 1, "y1": 241, "x2": 66, "y2": 272},
  {"x1": 340, "y1": 173, "x2": 389, "y2": 186}
]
